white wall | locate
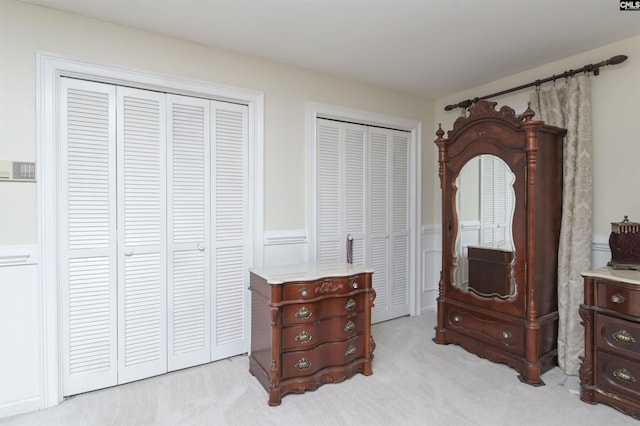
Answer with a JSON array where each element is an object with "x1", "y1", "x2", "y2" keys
[{"x1": 0, "y1": 0, "x2": 434, "y2": 245}]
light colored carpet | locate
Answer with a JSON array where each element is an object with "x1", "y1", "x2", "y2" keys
[{"x1": 2, "y1": 310, "x2": 637, "y2": 426}]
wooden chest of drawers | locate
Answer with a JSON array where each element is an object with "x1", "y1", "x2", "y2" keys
[
  {"x1": 580, "y1": 267, "x2": 640, "y2": 420},
  {"x1": 249, "y1": 263, "x2": 375, "y2": 406}
]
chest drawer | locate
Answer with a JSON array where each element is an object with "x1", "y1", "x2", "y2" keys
[
  {"x1": 596, "y1": 350, "x2": 640, "y2": 402},
  {"x1": 282, "y1": 294, "x2": 365, "y2": 326},
  {"x1": 281, "y1": 314, "x2": 363, "y2": 352},
  {"x1": 446, "y1": 305, "x2": 525, "y2": 355},
  {"x1": 596, "y1": 280, "x2": 640, "y2": 316},
  {"x1": 282, "y1": 274, "x2": 365, "y2": 301},
  {"x1": 597, "y1": 314, "x2": 640, "y2": 361},
  {"x1": 281, "y1": 335, "x2": 364, "y2": 380}
]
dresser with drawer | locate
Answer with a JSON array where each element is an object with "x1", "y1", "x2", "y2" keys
[
  {"x1": 249, "y1": 263, "x2": 375, "y2": 406},
  {"x1": 580, "y1": 267, "x2": 640, "y2": 419}
]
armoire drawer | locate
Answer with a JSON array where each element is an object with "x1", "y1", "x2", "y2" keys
[
  {"x1": 597, "y1": 350, "x2": 640, "y2": 402},
  {"x1": 283, "y1": 274, "x2": 365, "y2": 301},
  {"x1": 281, "y1": 314, "x2": 363, "y2": 352},
  {"x1": 446, "y1": 306, "x2": 525, "y2": 355},
  {"x1": 281, "y1": 294, "x2": 365, "y2": 326},
  {"x1": 596, "y1": 314, "x2": 640, "y2": 361},
  {"x1": 281, "y1": 335, "x2": 364, "y2": 380},
  {"x1": 597, "y1": 280, "x2": 640, "y2": 317}
]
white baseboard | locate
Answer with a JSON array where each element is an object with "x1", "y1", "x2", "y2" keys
[{"x1": 0, "y1": 397, "x2": 41, "y2": 419}]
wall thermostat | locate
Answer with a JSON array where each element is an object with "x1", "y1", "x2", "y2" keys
[{"x1": 0, "y1": 160, "x2": 36, "y2": 181}]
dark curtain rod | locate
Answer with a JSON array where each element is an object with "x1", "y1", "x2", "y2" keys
[{"x1": 444, "y1": 54, "x2": 628, "y2": 111}]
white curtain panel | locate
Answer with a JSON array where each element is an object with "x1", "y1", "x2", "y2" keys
[{"x1": 529, "y1": 74, "x2": 593, "y2": 375}]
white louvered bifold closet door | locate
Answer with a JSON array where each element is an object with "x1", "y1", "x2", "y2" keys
[
  {"x1": 167, "y1": 95, "x2": 211, "y2": 371},
  {"x1": 211, "y1": 101, "x2": 249, "y2": 359},
  {"x1": 60, "y1": 78, "x2": 118, "y2": 395},
  {"x1": 116, "y1": 87, "x2": 168, "y2": 384},
  {"x1": 60, "y1": 79, "x2": 251, "y2": 396},
  {"x1": 315, "y1": 119, "x2": 410, "y2": 324}
]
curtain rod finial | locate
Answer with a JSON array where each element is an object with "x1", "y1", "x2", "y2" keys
[{"x1": 608, "y1": 55, "x2": 628, "y2": 66}]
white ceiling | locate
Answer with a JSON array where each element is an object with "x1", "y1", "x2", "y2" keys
[{"x1": 19, "y1": 0, "x2": 640, "y2": 98}]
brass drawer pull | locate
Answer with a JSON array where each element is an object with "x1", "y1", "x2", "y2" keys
[
  {"x1": 613, "y1": 368, "x2": 636, "y2": 384},
  {"x1": 350, "y1": 280, "x2": 359, "y2": 289},
  {"x1": 502, "y1": 330, "x2": 512, "y2": 339},
  {"x1": 294, "y1": 357, "x2": 312, "y2": 371},
  {"x1": 613, "y1": 329, "x2": 636, "y2": 344},
  {"x1": 344, "y1": 320, "x2": 356, "y2": 333},
  {"x1": 345, "y1": 298, "x2": 356, "y2": 311},
  {"x1": 295, "y1": 330, "x2": 313, "y2": 344},
  {"x1": 453, "y1": 314, "x2": 462, "y2": 323},
  {"x1": 611, "y1": 293, "x2": 626, "y2": 304},
  {"x1": 295, "y1": 306, "x2": 312, "y2": 320},
  {"x1": 299, "y1": 288, "x2": 309, "y2": 297},
  {"x1": 345, "y1": 345, "x2": 356, "y2": 358}
]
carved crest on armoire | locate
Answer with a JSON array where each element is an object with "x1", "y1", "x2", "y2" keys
[{"x1": 433, "y1": 99, "x2": 566, "y2": 385}]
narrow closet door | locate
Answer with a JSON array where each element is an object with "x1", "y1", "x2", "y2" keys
[
  {"x1": 388, "y1": 131, "x2": 410, "y2": 320},
  {"x1": 316, "y1": 119, "x2": 367, "y2": 263},
  {"x1": 116, "y1": 87, "x2": 167, "y2": 384},
  {"x1": 367, "y1": 129, "x2": 391, "y2": 321},
  {"x1": 60, "y1": 78, "x2": 118, "y2": 396},
  {"x1": 167, "y1": 95, "x2": 211, "y2": 371},
  {"x1": 371, "y1": 128, "x2": 410, "y2": 323},
  {"x1": 211, "y1": 101, "x2": 250, "y2": 359}
]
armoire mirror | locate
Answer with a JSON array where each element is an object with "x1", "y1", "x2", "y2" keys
[{"x1": 453, "y1": 154, "x2": 516, "y2": 297}]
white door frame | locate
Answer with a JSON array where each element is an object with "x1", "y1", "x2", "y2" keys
[
  {"x1": 306, "y1": 102, "x2": 422, "y2": 317},
  {"x1": 36, "y1": 52, "x2": 264, "y2": 407}
]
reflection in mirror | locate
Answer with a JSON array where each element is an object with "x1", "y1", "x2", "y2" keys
[{"x1": 454, "y1": 155, "x2": 516, "y2": 297}]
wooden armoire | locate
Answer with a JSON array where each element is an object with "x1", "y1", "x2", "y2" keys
[{"x1": 433, "y1": 100, "x2": 566, "y2": 385}]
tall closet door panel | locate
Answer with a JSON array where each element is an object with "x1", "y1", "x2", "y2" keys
[
  {"x1": 167, "y1": 95, "x2": 212, "y2": 371},
  {"x1": 116, "y1": 87, "x2": 168, "y2": 384},
  {"x1": 317, "y1": 120, "x2": 343, "y2": 262},
  {"x1": 390, "y1": 132, "x2": 410, "y2": 318},
  {"x1": 367, "y1": 128, "x2": 410, "y2": 323},
  {"x1": 211, "y1": 101, "x2": 250, "y2": 359},
  {"x1": 368, "y1": 129, "x2": 390, "y2": 320},
  {"x1": 316, "y1": 119, "x2": 367, "y2": 264},
  {"x1": 59, "y1": 78, "x2": 118, "y2": 395}
]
